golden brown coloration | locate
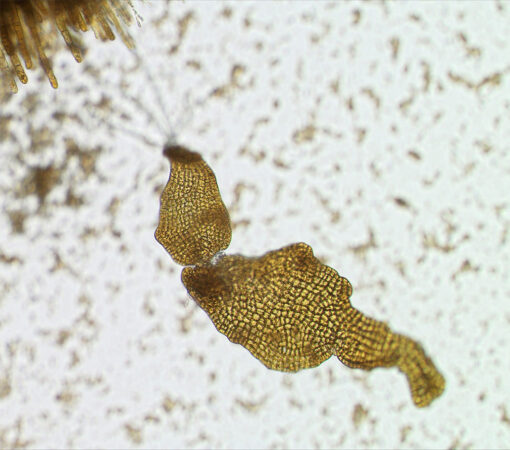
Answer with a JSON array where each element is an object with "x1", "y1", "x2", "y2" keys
[
  {"x1": 155, "y1": 146, "x2": 232, "y2": 266},
  {"x1": 181, "y1": 243, "x2": 445, "y2": 407},
  {"x1": 0, "y1": 0, "x2": 134, "y2": 92},
  {"x1": 155, "y1": 145, "x2": 445, "y2": 407}
]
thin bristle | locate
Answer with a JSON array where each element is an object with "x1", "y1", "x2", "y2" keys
[{"x1": 0, "y1": 0, "x2": 136, "y2": 93}]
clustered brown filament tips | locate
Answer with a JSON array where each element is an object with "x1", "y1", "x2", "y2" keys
[
  {"x1": 0, "y1": 0, "x2": 135, "y2": 92},
  {"x1": 155, "y1": 146, "x2": 446, "y2": 407}
]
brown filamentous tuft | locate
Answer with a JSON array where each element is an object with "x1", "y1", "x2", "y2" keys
[{"x1": 0, "y1": 0, "x2": 136, "y2": 93}]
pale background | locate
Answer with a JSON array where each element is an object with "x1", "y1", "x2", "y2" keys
[{"x1": 0, "y1": 1, "x2": 509, "y2": 448}]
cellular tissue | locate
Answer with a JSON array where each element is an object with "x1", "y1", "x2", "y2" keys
[
  {"x1": 156, "y1": 146, "x2": 445, "y2": 407},
  {"x1": 155, "y1": 145, "x2": 232, "y2": 266}
]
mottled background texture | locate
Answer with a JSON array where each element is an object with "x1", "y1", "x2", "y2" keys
[{"x1": 0, "y1": 1, "x2": 509, "y2": 448}]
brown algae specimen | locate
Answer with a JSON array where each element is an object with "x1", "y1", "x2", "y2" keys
[
  {"x1": 155, "y1": 145, "x2": 232, "y2": 266},
  {"x1": 155, "y1": 146, "x2": 445, "y2": 407},
  {"x1": 182, "y1": 244, "x2": 445, "y2": 407},
  {"x1": 0, "y1": 0, "x2": 135, "y2": 92}
]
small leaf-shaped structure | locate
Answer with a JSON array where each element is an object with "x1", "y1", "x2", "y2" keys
[
  {"x1": 155, "y1": 145, "x2": 232, "y2": 266},
  {"x1": 182, "y1": 243, "x2": 445, "y2": 408}
]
